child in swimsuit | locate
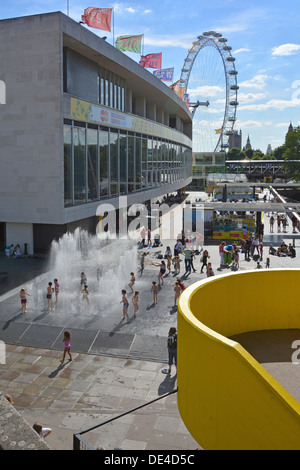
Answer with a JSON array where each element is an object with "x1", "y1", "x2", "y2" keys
[
  {"x1": 54, "y1": 278, "x2": 60, "y2": 303},
  {"x1": 82, "y1": 284, "x2": 90, "y2": 304},
  {"x1": 174, "y1": 281, "x2": 181, "y2": 306},
  {"x1": 61, "y1": 330, "x2": 72, "y2": 362},
  {"x1": 120, "y1": 289, "x2": 129, "y2": 322},
  {"x1": 151, "y1": 281, "x2": 158, "y2": 304},
  {"x1": 46, "y1": 282, "x2": 54, "y2": 311},
  {"x1": 132, "y1": 291, "x2": 139, "y2": 317},
  {"x1": 128, "y1": 272, "x2": 135, "y2": 293},
  {"x1": 20, "y1": 288, "x2": 31, "y2": 314}
]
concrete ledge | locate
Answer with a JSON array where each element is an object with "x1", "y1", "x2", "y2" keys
[{"x1": 0, "y1": 393, "x2": 51, "y2": 450}]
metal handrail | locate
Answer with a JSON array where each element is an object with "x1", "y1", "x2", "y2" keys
[{"x1": 73, "y1": 388, "x2": 178, "y2": 450}]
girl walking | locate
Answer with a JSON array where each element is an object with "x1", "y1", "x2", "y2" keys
[{"x1": 61, "y1": 330, "x2": 72, "y2": 362}]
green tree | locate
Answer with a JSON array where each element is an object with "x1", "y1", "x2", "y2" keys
[
  {"x1": 273, "y1": 144, "x2": 286, "y2": 160},
  {"x1": 244, "y1": 148, "x2": 254, "y2": 159},
  {"x1": 226, "y1": 147, "x2": 246, "y2": 160},
  {"x1": 283, "y1": 126, "x2": 300, "y2": 181}
]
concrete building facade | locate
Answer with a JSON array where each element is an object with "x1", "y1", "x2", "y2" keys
[{"x1": 0, "y1": 12, "x2": 192, "y2": 253}]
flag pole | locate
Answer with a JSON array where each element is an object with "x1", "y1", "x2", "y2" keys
[
  {"x1": 113, "y1": 8, "x2": 114, "y2": 46},
  {"x1": 67, "y1": 0, "x2": 69, "y2": 16}
]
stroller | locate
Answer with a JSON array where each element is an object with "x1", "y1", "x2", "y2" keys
[{"x1": 153, "y1": 233, "x2": 162, "y2": 247}]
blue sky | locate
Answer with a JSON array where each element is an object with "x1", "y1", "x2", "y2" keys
[{"x1": 2, "y1": 0, "x2": 300, "y2": 153}]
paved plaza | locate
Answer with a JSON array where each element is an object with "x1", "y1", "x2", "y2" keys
[{"x1": 1, "y1": 190, "x2": 300, "y2": 450}]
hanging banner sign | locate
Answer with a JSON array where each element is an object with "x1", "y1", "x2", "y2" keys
[
  {"x1": 153, "y1": 67, "x2": 174, "y2": 82},
  {"x1": 139, "y1": 53, "x2": 162, "y2": 69}
]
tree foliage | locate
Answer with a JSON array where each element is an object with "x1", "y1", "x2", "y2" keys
[{"x1": 283, "y1": 126, "x2": 300, "y2": 181}]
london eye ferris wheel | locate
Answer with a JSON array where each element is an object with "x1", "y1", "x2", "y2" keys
[{"x1": 180, "y1": 31, "x2": 239, "y2": 153}]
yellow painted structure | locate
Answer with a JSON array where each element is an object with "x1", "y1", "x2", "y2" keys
[{"x1": 177, "y1": 269, "x2": 300, "y2": 450}]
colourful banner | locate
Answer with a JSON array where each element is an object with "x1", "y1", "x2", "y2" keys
[
  {"x1": 153, "y1": 67, "x2": 174, "y2": 82},
  {"x1": 81, "y1": 7, "x2": 112, "y2": 32},
  {"x1": 115, "y1": 34, "x2": 143, "y2": 53},
  {"x1": 139, "y1": 53, "x2": 162, "y2": 69}
]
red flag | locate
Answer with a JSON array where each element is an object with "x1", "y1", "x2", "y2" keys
[
  {"x1": 139, "y1": 53, "x2": 162, "y2": 69},
  {"x1": 81, "y1": 7, "x2": 112, "y2": 32}
]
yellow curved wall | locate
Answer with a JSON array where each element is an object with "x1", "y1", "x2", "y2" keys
[{"x1": 177, "y1": 269, "x2": 300, "y2": 450}]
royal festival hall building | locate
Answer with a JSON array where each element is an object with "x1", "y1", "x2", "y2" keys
[{"x1": 0, "y1": 12, "x2": 192, "y2": 253}]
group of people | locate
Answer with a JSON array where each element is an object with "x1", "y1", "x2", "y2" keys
[
  {"x1": 19, "y1": 278, "x2": 60, "y2": 314},
  {"x1": 120, "y1": 273, "x2": 139, "y2": 323},
  {"x1": 269, "y1": 241, "x2": 296, "y2": 258},
  {"x1": 5, "y1": 244, "x2": 23, "y2": 258}
]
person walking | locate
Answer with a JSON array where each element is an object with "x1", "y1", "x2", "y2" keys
[
  {"x1": 61, "y1": 330, "x2": 72, "y2": 362},
  {"x1": 219, "y1": 241, "x2": 225, "y2": 267},
  {"x1": 269, "y1": 216, "x2": 274, "y2": 233},
  {"x1": 183, "y1": 246, "x2": 192, "y2": 274},
  {"x1": 200, "y1": 249, "x2": 209, "y2": 273},
  {"x1": 277, "y1": 214, "x2": 281, "y2": 233},
  {"x1": 163, "y1": 327, "x2": 177, "y2": 375}
]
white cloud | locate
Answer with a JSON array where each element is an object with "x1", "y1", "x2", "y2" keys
[
  {"x1": 239, "y1": 74, "x2": 270, "y2": 89},
  {"x1": 125, "y1": 7, "x2": 136, "y2": 13},
  {"x1": 238, "y1": 93, "x2": 266, "y2": 104},
  {"x1": 233, "y1": 48, "x2": 251, "y2": 54},
  {"x1": 272, "y1": 43, "x2": 300, "y2": 56},
  {"x1": 238, "y1": 97, "x2": 300, "y2": 111},
  {"x1": 236, "y1": 120, "x2": 273, "y2": 129},
  {"x1": 188, "y1": 85, "x2": 223, "y2": 98},
  {"x1": 144, "y1": 9, "x2": 152, "y2": 14}
]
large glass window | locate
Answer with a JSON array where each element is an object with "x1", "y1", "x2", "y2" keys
[
  {"x1": 147, "y1": 138, "x2": 153, "y2": 187},
  {"x1": 119, "y1": 131, "x2": 127, "y2": 195},
  {"x1": 99, "y1": 128, "x2": 109, "y2": 197},
  {"x1": 87, "y1": 128, "x2": 98, "y2": 202},
  {"x1": 142, "y1": 137, "x2": 147, "y2": 188},
  {"x1": 128, "y1": 135, "x2": 135, "y2": 193},
  {"x1": 73, "y1": 127, "x2": 86, "y2": 205},
  {"x1": 135, "y1": 135, "x2": 142, "y2": 190},
  {"x1": 64, "y1": 125, "x2": 73, "y2": 207},
  {"x1": 110, "y1": 129, "x2": 119, "y2": 196}
]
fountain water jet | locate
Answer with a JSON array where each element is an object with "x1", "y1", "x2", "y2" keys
[{"x1": 28, "y1": 228, "x2": 137, "y2": 317}]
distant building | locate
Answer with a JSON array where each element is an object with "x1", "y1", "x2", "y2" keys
[
  {"x1": 228, "y1": 129, "x2": 242, "y2": 150},
  {"x1": 245, "y1": 135, "x2": 252, "y2": 150},
  {"x1": 287, "y1": 122, "x2": 294, "y2": 136},
  {"x1": 266, "y1": 144, "x2": 272, "y2": 155}
]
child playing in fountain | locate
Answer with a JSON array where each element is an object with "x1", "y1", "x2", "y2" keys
[
  {"x1": 61, "y1": 330, "x2": 72, "y2": 362},
  {"x1": 128, "y1": 272, "x2": 136, "y2": 293},
  {"x1": 151, "y1": 281, "x2": 159, "y2": 304},
  {"x1": 20, "y1": 288, "x2": 31, "y2": 314},
  {"x1": 46, "y1": 282, "x2": 54, "y2": 311},
  {"x1": 132, "y1": 291, "x2": 139, "y2": 317},
  {"x1": 80, "y1": 272, "x2": 87, "y2": 290},
  {"x1": 120, "y1": 289, "x2": 129, "y2": 322},
  {"x1": 54, "y1": 278, "x2": 60, "y2": 304},
  {"x1": 82, "y1": 284, "x2": 89, "y2": 304}
]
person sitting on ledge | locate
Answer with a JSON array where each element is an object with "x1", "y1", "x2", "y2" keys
[{"x1": 269, "y1": 244, "x2": 276, "y2": 255}]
